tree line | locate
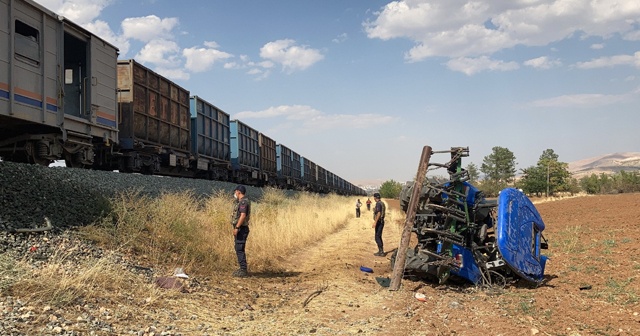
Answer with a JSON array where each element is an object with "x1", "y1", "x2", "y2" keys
[{"x1": 377, "y1": 147, "x2": 640, "y2": 199}]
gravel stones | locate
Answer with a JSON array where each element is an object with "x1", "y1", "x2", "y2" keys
[{"x1": 0, "y1": 161, "x2": 269, "y2": 232}]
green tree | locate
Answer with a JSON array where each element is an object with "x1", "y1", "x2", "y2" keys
[
  {"x1": 466, "y1": 162, "x2": 480, "y2": 185},
  {"x1": 537, "y1": 149, "x2": 571, "y2": 196},
  {"x1": 519, "y1": 165, "x2": 546, "y2": 196},
  {"x1": 378, "y1": 180, "x2": 403, "y2": 199},
  {"x1": 519, "y1": 149, "x2": 571, "y2": 197},
  {"x1": 579, "y1": 173, "x2": 601, "y2": 194},
  {"x1": 480, "y1": 146, "x2": 517, "y2": 192}
]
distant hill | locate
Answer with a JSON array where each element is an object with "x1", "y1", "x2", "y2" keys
[{"x1": 568, "y1": 152, "x2": 640, "y2": 178}]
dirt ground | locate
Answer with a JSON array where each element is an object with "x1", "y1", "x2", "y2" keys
[
  {"x1": 16, "y1": 194, "x2": 638, "y2": 335},
  {"x1": 131, "y1": 193, "x2": 639, "y2": 336}
]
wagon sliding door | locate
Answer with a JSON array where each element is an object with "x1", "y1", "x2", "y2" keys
[{"x1": 62, "y1": 27, "x2": 87, "y2": 119}]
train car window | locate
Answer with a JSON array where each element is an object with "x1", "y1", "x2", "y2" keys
[
  {"x1": 14, "y1": 20, "x2": 40, "y2": 66},
  {"x1": 65, "y1": 69, "x2": 73, "y2": 84}
]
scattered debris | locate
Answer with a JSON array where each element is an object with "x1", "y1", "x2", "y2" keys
[
  {"x1": 359, "y1": 266, "x2": 373, "y2": 273},
  {"x1": 155, "y1": 276, "x2": 184, "y2": 291},
  {"x1": 174, "y1": 267, "x2": 189, "y2": 279},
  {"x1": 414, "y1": 292, "x2": 427, "y2": 302},
  {"x1": 302, "y1": 283, "x2": 329, "y2": 308},
  {"x1": 375, "y1": 277, "x2": 391, "y2": 287}
]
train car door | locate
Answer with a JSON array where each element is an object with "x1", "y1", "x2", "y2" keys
[{"x1": 62, "y1": 28, "x2": 88, "y2": 119}]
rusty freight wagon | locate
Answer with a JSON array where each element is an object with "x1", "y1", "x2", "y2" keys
[
  {"x1": 259, "y1": 132, "x2": 277, "y2": 186},
  {"x1": 0, "y1": 0, "x2": 119, "y2": 167},
  {"x1": 115, "y1": 59, "x2": 191, "y2": 175}
]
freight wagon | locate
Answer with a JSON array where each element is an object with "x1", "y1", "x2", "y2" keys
[
  {"x1": 276, "y1": 144, "x2": 302, "y2": 189},
  {"x1": 0, "y1": 0, "x2": 118, "y2": 167},
  {"x1": 230, "y1": 120, "x2": 261, "y2": 185},
  {"x1": 190, "y1": 95, "x2": 230, "y2": 180},
  {"x1": 259, "y1": 132, "x2": 277, "y2": 186},
  {"x1": 109, "y1": 59, "x2": 191, "y2": 175},
  {"x1": 0, "y1": 0, "x2": 365, "y2": 196}
]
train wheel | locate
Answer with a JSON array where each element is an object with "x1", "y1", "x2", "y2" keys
[
  {"x1": 65, "y1": 152, "x2": 85, "y2": 169},
  {"x1": 25, "y1": 141, "x2": 52, "y2": 166}
]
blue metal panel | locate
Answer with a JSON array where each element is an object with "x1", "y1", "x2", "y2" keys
[
  {"x1": 230, "y1": 120, "x2": 259, "y2": 170},
  {"x1": 496, "y1": 188, "x2": 547, "y2": 283},
  {"x1": 450, "y1": 244, "x2": 483, "y2": 284},
  {"x1": 190, "y1": 96, "x2": 230, "y2": 162}
]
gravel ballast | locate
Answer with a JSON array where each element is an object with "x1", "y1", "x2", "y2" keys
[{"x1": 0, "y1": 161, "x2": 269, "y2": 232}]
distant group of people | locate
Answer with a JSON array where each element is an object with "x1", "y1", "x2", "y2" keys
[
  {"x1": 356, "y1": 194, "x2": 386, "y2": 256},
  {"x1": 228, "y1": 184, "x2": 388, "y2": 279}
]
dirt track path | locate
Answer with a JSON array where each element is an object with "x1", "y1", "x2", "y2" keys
[{"x1": 198, "y1": 201, "x2": 415, "y2": 335}]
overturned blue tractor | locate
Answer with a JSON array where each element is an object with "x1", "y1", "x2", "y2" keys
[{"x1": 394, "y1": 147, "x2": 549, "y2": 286}]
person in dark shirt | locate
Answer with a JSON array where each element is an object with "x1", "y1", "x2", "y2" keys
[
  {"x1": 371, "y1": 193, "x2": 386, "y2": 256},
  {"x1": 231, "y1": 185, "x2": 251, "y2": 277}
]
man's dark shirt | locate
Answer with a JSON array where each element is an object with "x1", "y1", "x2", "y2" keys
[
  {"x1": 232, "y1": 198, "x2": 251, "y2": 227},
  {"x1": 374, "y1": 200, "x2": 385, "y2": 221}
]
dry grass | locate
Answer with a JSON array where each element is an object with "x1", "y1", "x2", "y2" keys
[
  {"x1": 80, "y1": 188, "x2": 355, "y2": 275},
  {"x1": 3, "y1": 189, "x2": 357, "y2": 311}
]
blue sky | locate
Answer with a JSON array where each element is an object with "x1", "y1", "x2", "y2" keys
[{"x1": 36, "y1": 0, "x2": 640, "y2": 185}]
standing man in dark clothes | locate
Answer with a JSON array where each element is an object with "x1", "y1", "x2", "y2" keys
[
  {"x1": 231, "y1": 185, "x2": 250, "y2": 277},
  {"x1": 371, "y1": 193, "x2": 386, "y2": 256}
]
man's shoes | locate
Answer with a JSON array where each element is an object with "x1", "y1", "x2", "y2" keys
[
  {"x1": 232, "y1": 269, "x2": 248, "y2": 277},
  {"x1": 373, "y1": 251, "x2": 386, "y2": 257}
]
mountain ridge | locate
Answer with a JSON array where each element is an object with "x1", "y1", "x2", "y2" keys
[{"x1": 568, "y1": 152, "x2": 640, "y2": 178}]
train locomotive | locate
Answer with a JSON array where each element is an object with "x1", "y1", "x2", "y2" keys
[
  {"x1": 0, "y1": 0, "x2": 364, "y2": 196},
  {"x1": 395, "y1": 147, "x2": 549, "y2": 286}
]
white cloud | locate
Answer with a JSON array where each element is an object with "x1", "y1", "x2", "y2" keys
[
  {"x1": 259, "y1": 39, "x2": 324, "y2": 73},
  {"x1": 135, "y1": 39, "x2": 181, "y2": 67},
  {"x1": 365, "y1": 0, "x2": 640, "y2": 63},
  {"x1": 575, "y1": 51, "x2": 640, "y2": 69},
  {"x1": 446, "y1": 56, "x2": 519, "y2": 75},
  {"x1": 332, "y1": 33, "x2": 348, "y2": 43},
  {"x1": 524, "y1": 56, "x2": 562, "y2": 69},
  {"x1": 530, "y1": 91, "x2": 636, "y2": 108},
  {"x1": 590, "y1": 43, "x2": 604, "y2": 49},
  {"x1": 183, "y1": 42, "x2": 233, "y2": 73},
  {"x1": 624, "y1": 30, "x2": 640, "y2": 41},
  {"x1": 34, "y1": 0, "x2": 110, "y2": 25},
  {"x1": 234, "y1": 105, "x2": 396, "y2": 132},
  {"x1": 306, "y1": 113, "x2": 395, "y2": 131},
  {"x1": 33, "y1": 0, "x2": 130, "y2": 54},
  {"x1": 153, "y1": 67, "x2": 190, "y2": 81},
  {"x1": 121, "y1": 15, "x2": 179, "y2": 42},
  {"x1": 235, "y1": 105, "x2": 322, "y2": 120},
  {"x1": 84, "y1": 20, "x2": 130, "y2": 55}
]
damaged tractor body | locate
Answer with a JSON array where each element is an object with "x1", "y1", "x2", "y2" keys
[{"x1": 396, "y1": 147, "x2": 548, "y2": 286}]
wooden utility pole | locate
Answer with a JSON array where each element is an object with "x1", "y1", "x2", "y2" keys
[{"x1": 389, "y1": 146, "x2": 432, "y2": 291}]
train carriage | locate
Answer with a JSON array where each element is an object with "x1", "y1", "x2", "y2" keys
[
  {"x1": 258, "y1": 132, "x2": 277, "y2": 186},
  {"x1": 316, "y1": 165, "x2": 328, "y2": 193},
  {"x1": 190, "y1": 95, "x2": 230, "y2": 180},
  {"x1": 0, "y1": 0, "x2": 118, "y2": 167},
  {"x1": 276, "y1": 143, "x2": 302, "y2": 189},
  {"x1": 230, "y1": 120, "x2": 260, "y2": 185},
  {"x1": 113, "y1": 59, "x2": 191, "y2": 175}
]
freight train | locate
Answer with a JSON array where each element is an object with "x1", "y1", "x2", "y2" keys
[{"x1": 0, "y1": 0, "x2": 364, "y2": 196}]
